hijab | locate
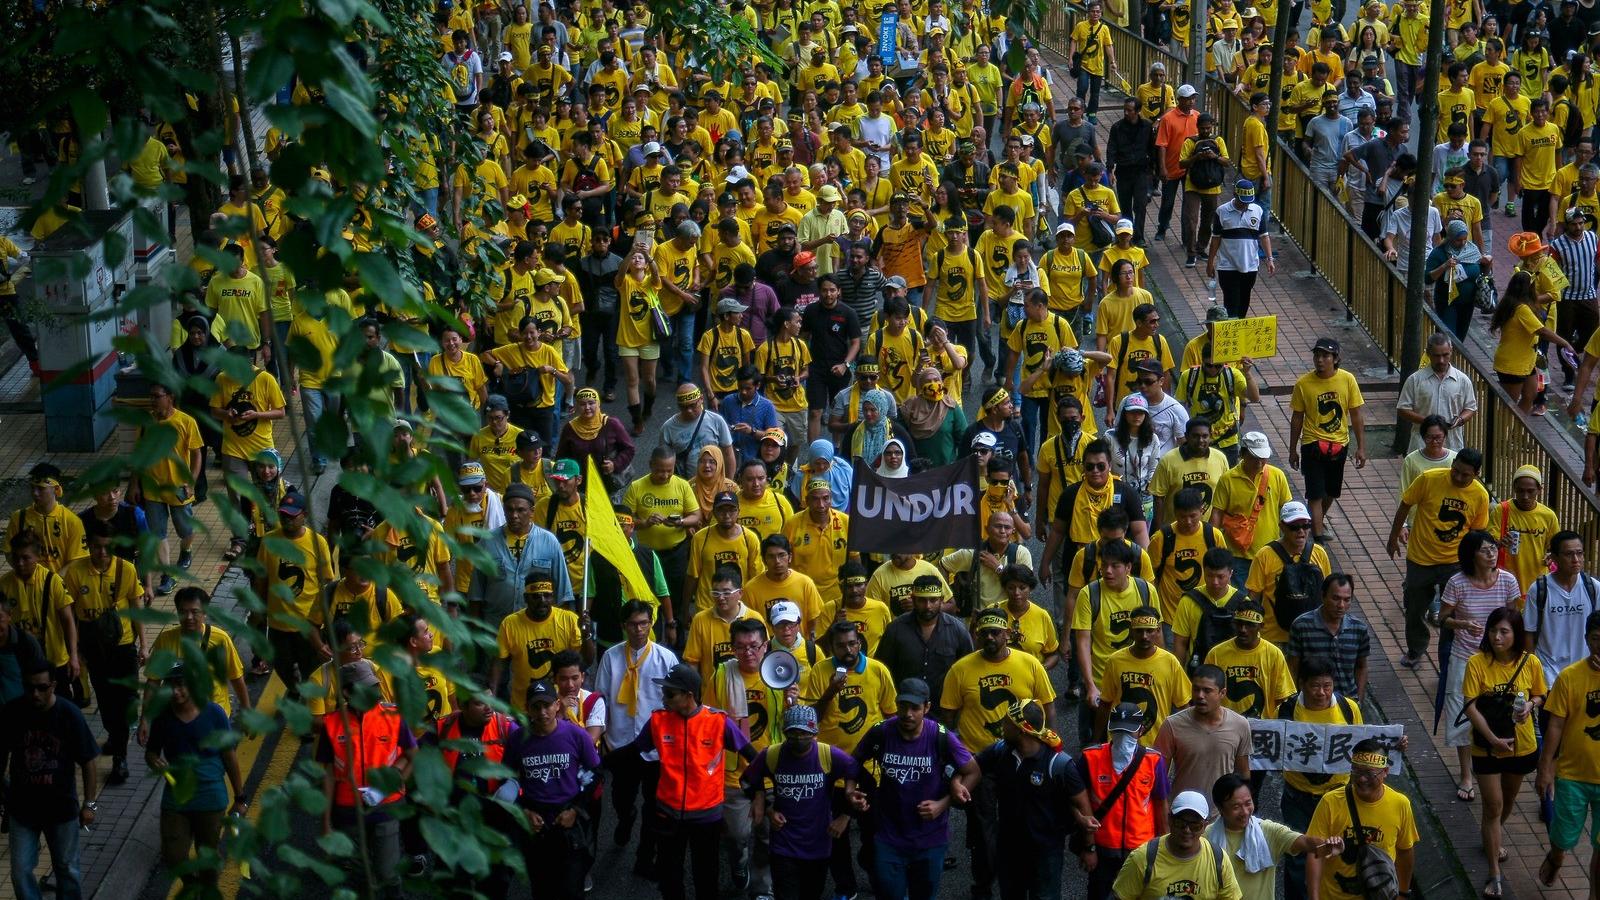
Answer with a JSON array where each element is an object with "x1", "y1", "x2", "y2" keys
[
  {"x1": 876, "y1": 438, "x2": 910, "y2": 477},
  {"x1": 567, "y1": 387, "x2": 609, "y2": 441},
  {"x1": 851, "y1": 388, "x2": 895, "y2": 468},
  {"x1": 900, "y1": 367, "x2": 958, "y2": 439},
  {"x1": 691, "y1": 444, "x2": 737, "y2": 518}
]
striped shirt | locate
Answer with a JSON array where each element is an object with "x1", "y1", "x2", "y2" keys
[
  {"x1": 1210, "y1": 200, "x2": 1267, "y2": 272},
  {"x1": 1286, "y1": 609, "x2": 1372, "y2": 698},
  {"x1": 1550, "y1": 229, "x2": 1598, "y2": 301}
]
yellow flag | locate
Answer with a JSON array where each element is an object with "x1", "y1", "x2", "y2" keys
[{"x1": 584, "y1": 456, "x2": 654, "y2": 605}]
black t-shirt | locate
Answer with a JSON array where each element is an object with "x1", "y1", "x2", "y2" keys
[
  {"x1": 2, "y1": 696, "x2": 99, "y2": 826},
  {"x1": 800, "y1": 301, "x2": 862, "y2": 367},
  {"x1": 776, "y1": 275, "x2": 823, "y2": 312},
  {"x1": 976, "y1": 740, "x2": 1086, "y2": 846},
  {"x1": 961, "y1": 419, "x2": 1026, "y2": 462}
]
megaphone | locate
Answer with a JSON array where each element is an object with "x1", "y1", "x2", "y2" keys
[{"x1": 760, "y1": 649, "x2": 801, "y2": 691}]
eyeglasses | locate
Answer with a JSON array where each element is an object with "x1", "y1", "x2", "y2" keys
[
  {"x1": 1170, "y1": 817, "x2": 1207, "y2": 833},
  {"x1": 710, "y1": 589, "x2": 739, "y2": 598}
]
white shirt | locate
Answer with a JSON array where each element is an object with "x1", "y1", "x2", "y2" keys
[
  {"x1": 1145, "y1": 393, "x2": 1191, "y2": 457},
  {"x1": 591, "y1": 640, "x2": 680, "y2": 748},
  {"x1": 857, "y1": 114, "x2": 896, "y2": 168},
  {"x1": 1396, "y1": 365, "x2": 1477, "y2": 452},
  {"x1": 1526, "y1": 573, "x2": 1600, "y2": 689}
]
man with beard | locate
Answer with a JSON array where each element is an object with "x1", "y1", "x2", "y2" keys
[
  {"x1": 876, "y1": 577, "x2": 973, "y2": 710},
  {"x1": 1111, "y1": 790, "x2": 1242, "y2": 899},
  {"x1": 492, "y1": 575, "x2": 592, "y2": 706},
  {"x1": 850, "y1": 677, "x2": 979, "y2": 900},
  {"x1": 940, "y1": 609, "x2": 1056, "y2": 900},
  {"x1": 470, "y1": 483, "x2": 574, "y2": 633}
]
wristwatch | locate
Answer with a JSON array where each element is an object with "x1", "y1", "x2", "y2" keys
[{"x1": 82, "y1": 801, "x2": 98, "y2": 812}]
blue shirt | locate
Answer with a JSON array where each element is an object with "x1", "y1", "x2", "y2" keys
[
  {"x1": 148, "y1": 702, "x2": 233, "y2": 812},
  {"x1": 720, "y1": 393, "x2": 780, "y2": 461}
]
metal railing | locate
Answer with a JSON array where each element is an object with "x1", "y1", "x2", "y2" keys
[{"x1": 1039, "y1": 3, "x2": 1600, "y2": 543}]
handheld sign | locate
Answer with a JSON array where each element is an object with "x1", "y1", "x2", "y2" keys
[
  {"x1": 1207, "y1": 315, "x2": 1277, "y2": 363},
  {"x1": 878, "y1": 12, "x2": 899, "y2": 64}
]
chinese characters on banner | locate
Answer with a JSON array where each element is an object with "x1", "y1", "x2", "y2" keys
[
  {"x1": 1249, "y1": 720, "x2": 1406, "y2": 774},
  {"x1": 1208, "y1": 315, "x2": 1278, "y2": 363}
]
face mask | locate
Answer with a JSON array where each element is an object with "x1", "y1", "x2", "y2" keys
[
  {"x1": 1060, "y1": 418, "x2": 1082, "y2": 438},
  {"x1": 920, "y1": 382, "x2": 946, "y2": 402},
  {"x1": 986, "y1": 484, "x2": 1009, "y2": 501},
  {"x1": 1111, "y1": 731, "x2": 1138, "y2": 771}
]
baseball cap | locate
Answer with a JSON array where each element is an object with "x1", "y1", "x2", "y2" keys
[
  {"x1": 760, "y1": 427, "x2": 788, "y2": 446},
  {"x1": 498, "y1": 50, "x2": 513, "y2": 62},
  {"x1": 1055, "y1": 221, "x2": 1076, "y2": 235},
  {"x1": 1234, "y1": 179, "x2": 1256, "y2": 199},
  {"x1": 716, "y1": 297, "x2": 750, "y2": 315},
  {"x1": 1108, "y1": 702, "x2": 1145, "y2": 733},
  {"x1": 533, "y1": 268, "x2": 566, "y2": 286},
  {"x1": 973, "y1": 609, "x2": 1009, "y2": 633},
  {"x1": 1280, "y1": 500, "x2": 1312, "y2": 523},
  {"x1": 792, "y1": 250, "x2": 817, "y2": 271},
  {"x1": 1312, "y1": 337, "x2": 1341, "y2": 354},
  {"x1": 341, "y1": 659, "x2": 383, "y2": 689},
  {"x1": 1115, "y1": 218, "x2": 1134, "y2": 235},
  {"x1": 643, "y1": 141, "x2": 663, "y2": 156},
  {"x1": 896, "y1": 677, "x2": 932, "y2": 706},
  {"x1": 526, "y1": 679, "x2": 558, "y2": 705},
  {"x1": 1120, "y1": 393, "x2": 1150, "y2": 413},
  {"x1": 456, "y1": 462, "x2": 488, "y2": 486},
  {"x1": 713, "y1": 490, "x2": 739, "y2": 509},
  {"x1": 515, "y1": 430, "x2": 545, "y2": 451},
  {"x1": 549, "y1": 458, "x2": 580, "y2": 481},
  {"x1": 1513, "y1": 464, "x2": 1544, "y2": 485},
  {"x1": 1171, "y1": 790, "x2": 1211, "y2": 819},
  {"x1": 653, "y1": 663, "x2": 703, "y2": 695},
  {"x1": 783, "y1": 704, "x2": 820, "y2": 734},
  {"x1": 885, "y1": 275, "x2": 909, "y2": 290},
  {"x1": 1177, "y1": 84, "x2": 1198, "y2": 98},
  {"x1": 818, "y1": 185, "x2": 843, "y2": 203},
  {"x1": 278, "y1": 490, "x2": 308, "y2": 518},
  {"x1": 1240, "y1": 431, "x2": 1272, "y2": 459},
  {"x1": 769, "y1": 601, "x2": 803, "y2": 624},
  {"x1": 971, "y1": 431, "x2": 998, "y2": 450}
]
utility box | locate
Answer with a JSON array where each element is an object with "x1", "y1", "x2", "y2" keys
[
  {"x1": 131, "y1": 195, "x2": 175, "y2": 355},
  {"x1": 31, "y1": 210, "x2": 133, "y2": 451}
]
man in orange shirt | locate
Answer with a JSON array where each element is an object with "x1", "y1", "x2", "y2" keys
[{"x1": 1154, "y1": 84, "x2": 1200, "y2": 242}]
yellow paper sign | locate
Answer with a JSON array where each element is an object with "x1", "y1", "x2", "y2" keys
[{"x1": 1208, "y1": 315, "x2": 1278, "y2": 363}]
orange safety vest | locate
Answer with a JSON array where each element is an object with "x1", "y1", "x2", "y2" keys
[
  {"x1": 436, "y1": 711, "x2": 515, "y2": 793},
  {"x1": 1081, "y1": 743, "x2": 1163, "y2": 852},
  {"x1": 325, "y1": 703, "x2": 407, "y2": 808},
  {"x1": 650, "y1": 706, "x2": 731, "y2": 817}
]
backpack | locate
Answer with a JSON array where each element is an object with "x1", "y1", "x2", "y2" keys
[
  {"x1": 1268, "y1": 541, "x2": 1323, "y2": 630},
  {"x1": 1560, "y1": 96, "x2": 1586, "y2": 149},
  {"x1": 323, "y1": 580, "x2": 393, "y2": 633},
  {"x1": 1077, "y1": 186, "x2": 1116, "y2": 247},
  {"x1": 1153, "y1": 525, "x2": 1218, "y2": 584},
  {"x1": 673, "y1": 412, "x2": 709, "y2": 477},
  {"x1": 1114, "y1": 331, "x2": 1172, "y2": 383},
  {"x1": 1139, "y1": 836, "x2": 1224, "y2": 897},
  {"x1": 1181, "y1": 365, "x2": 1237, "y2": 432},
  {"x1": 570, "y1": 154, "x2": 605, "y2": 220},
  {"x1": 1181, "y1": 587, "x2": 1237, "y2": 671},
  {"x1": 1533, "y1": 573, "x2": 1600, "y2": 634},
  {"x1": 1278, "y1": 691, "x2": 1357, "y2": 724},
  {"x1": 954, "y1": 542, "x2": 1021, "y2": 617},
  {"x1": 1088, "y1": 577, "x2": 1154, "y2": 632},
  {"x1": 764, "y1": 740, "x2": 835, "y2": 779},
  {"x1": 1187, "y1": 139, "x2": 1226, "y2": 190}
]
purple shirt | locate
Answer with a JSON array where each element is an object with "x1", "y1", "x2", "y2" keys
[
  {"x1": 741, "y1": 742, "x2": 859, "y2": 860},
  {"x1": 853, "y1": 717, "x2": 973, "y2": 850},
  {"x1": 719, "y1": 283, "x2": 781, "y2": 344},
  {"x1": 503, "y1": 718, "x2": 601, "y2": 812}
]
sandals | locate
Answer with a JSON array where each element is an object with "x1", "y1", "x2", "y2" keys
[
  {"x1": 1540, "y1": 849, "x2": 1563, "y2": 886},
  {"x1": 1456, "y1": 784, "x2": 1476, "y2": 802},
  {"x1": 603, "y1": 390, "x2": 616, "y2": 403},
  {"x1": 222, "y1": 539, "x2": 246, "y2": 562},
  {"x1": 1484, "y1": 876, "x2": 1505, "y2": 898}
]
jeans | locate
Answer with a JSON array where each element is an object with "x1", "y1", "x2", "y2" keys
[
  {"x1": 397, "y1": 351, "x2": 431, "y2": 415},
  {"x1": 872, "y1": 841, "x2": 946, "y2": 900},
  {"x1": 1076, "y1": 72, "x2": 1104, "y2": 118},
  {"x1": 1085, "y1": 847, "x2": 1127, "y2": 900},
  {"x1": 10, "y1": 816, "x2": 83, "y2": 900},
  {"x1": 413, "y1": 187, "x2": 440, "y2": 221},
  {"x1": 722, "y1": 788, "x2": 772, "y2": 894},
  {"x1": 522, "y1": 809, "x2": 590, "y2": 900},
  {"x1": 1281, "y1": 784, "x2": 1321, "y2": 900},
  {"x1": 269, "y1": 627, "x2": 322, "y2": 698},
  {"x1": 581, "y1": 307, "x2": 620, "y2": 390},
  {"x1": 82, "y1": 638, "x2": 138, "y2": 758},
  {"x1": 1157, "y1": 177, "x2": 1183, "y2": 234},
  {"x1": 300, "y1": 387, "x2": 340, "y2": 467},
  {"x1": 1522, "y1": 188, "x2": 1552, "y2": 235},
  {"x1": 144, "y1": 499, "x2": 195, "y2": 541},
  {"x1": 1218, "y1": 268, "x2": 1259, "y2": 319},
  {"x1": 1402, "y1": 561, "x2": 1455, "y2": 658},
  {"x1": 655, "y1": 814, "x2": 722, "y2": 900},
  {"x1": 1256, "y1": 184, "x2": 1275, "y2": 230},
  {"x1": 772, "y1": 851, "x2": 831, "y2": 900},
  {"x1": 1395, "y1": 60, "x2": 1423, "y2": 112},
  {"x1": 1021, "y1": 394, "x2": 1049, "y2": 456},
  {"x1": 1182, "y1": 191, "x2": 1220, "y2": 256},
  {"x1": 965, "y1": 777, "x2": 999, "y2": 897},
  {"x1": 665, "y1": 308, "x2": 696, "y2": 383},
  {"x1": 656, "y1": 541, "x2": 690, "y2": 649},
  {"x1": 999, "y1": 841, "x2": 1065, "y2": 900},
  {"x1": 608, "y1": 750, "x2": 660, "y2": 863},
  {"x1": 1114, "y1": 167, "x2": 1149, "y2": 241},
  {"x1": 947, "y1": 319, "x2": 982, "y2": 364},
  {"x1": 332, "y1": 807, "x2": 401, "y2": 896},
  {"x1": 270, "y1": 320, "x2": 291, "y2": 385}
]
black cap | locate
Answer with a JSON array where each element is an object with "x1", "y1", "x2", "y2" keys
[
  {"x1": 1108, "y1": 702, "x2": 1145, "y2": 733},
  {"x1": 527, "y1": 679, "x2": 558, "y2": 704},
  {"x1": 896, "y1": 677, "x2": 931, "y2": 706},
  {"x1": 1312, "y1": 337, "x2": 1341, "y2": 355},
  {"x1": 516, "y1": 430, "x2": 546, "y2": 451},
  {"x1": 713, "y1": 490, "x2": 739, "y2": 508},
  {"x1": 653, "y1": 663, "x2": 703, "y2": 696}
]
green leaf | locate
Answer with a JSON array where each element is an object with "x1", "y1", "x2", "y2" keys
[
  {"x1": 421, "y1": 816, "x2": 490, "y2": 876},
  {"x1": 316, "y1": 830, "x2": 356, "y2": 858},
  {"x1": 408, "y1": 745, "x2": 452, "y2": 809}
]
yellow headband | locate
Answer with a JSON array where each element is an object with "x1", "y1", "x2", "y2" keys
[
  {"x1": 856, "y1": 362, "x2": 880, "y2": 376},
  {"x1": 617, "y1": 513, "x2": 635, "y2": 527},
  {"x1": 1006, "y1": 701, "x2": 1064, "y2": 749},
  {"x1": 1351, "y1": 750, "x2": 1389, "y2": 769},
  {"x1": 1129, "y1": 614, "x2": 1161, "y2": 630},
  {"x1": 984, "y1": 389, "x2": 1011, "y2": 410},
  {"x1": 576, "y1": 388, "x2": 601, "y2": 404},
  {"x1": 841, "y1": 575, "x2": 868, "y2": 586},
  {"x1": 677, "y1": 387, "x2": 703, "y2": 405},
  {"x1": 1235, "y1": 608, "x2": 1265, "y2": 625}
]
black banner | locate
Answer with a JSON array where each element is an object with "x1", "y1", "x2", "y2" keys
[{"x1": 848, "y1": 456, "x2": 982, "y2": 555}]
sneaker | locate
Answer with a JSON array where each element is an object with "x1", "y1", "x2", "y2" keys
[
  {"x1": 1185, "y1": 253, "x2": 1197, "y2": 268},
  {"x1": 1505, "y1": 200, "x2": 1516, "y2": 216},
  {"x1": 408, "y1": 855, "x2": 429, "y2": 877},
  {"x1": 1155, "y1": 227, "x2": 1168, "y2": 241},
  {"x1": 733, "y1": 862, "x2": 750, "y2": 891},
  {"x1": 156, "y1": 575, "x2": 176, "y2": 596},
  {"x1": 585, "y1": 875, "x2": 594, "y2": 893},
  {"x1": 177, "y1": 549, "x2": 193, "y2": 569},
  {"x1": 312, "y1": 460, "x2": 327, "y2": 476},
  {"x1": 1399, "y1": 653, "x2": 1422, "y2": 669},
  {"x1": 108, "y1": 756, "x2": 129, "y2": 785}
]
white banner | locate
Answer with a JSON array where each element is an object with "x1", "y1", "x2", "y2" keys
[{"x1": 1249, "y1": 720, "x2": 1406, "y2": 774}]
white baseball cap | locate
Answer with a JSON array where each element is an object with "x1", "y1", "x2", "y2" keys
[
  {"x1": 1177, "y1": 84, "x2": 1198, "y2": 98},
  {"x1": 1055, "y1": 221, "x2": 1076, "y2": 235},
  {"x1": 642, "y1": 141, "x2": 663, "y2": 156},
  {"x1": 1280, "y1": 500, "x2": 1312, "y2": 524},
  {"x1": 1171, "y1": 790, "x2": 1210, "y2": 819},
  {"x1": 769, "y1": 601, "x2": 803, "y2": 625},
  {"x1": 1240, "y1": 431, "x2": 1272, "y2": 459}
]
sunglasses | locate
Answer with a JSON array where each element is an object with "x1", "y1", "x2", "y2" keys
[
  {"x1": 1082, "y1": 461, "x2": 1109, "y2": 472},
  {"x1": 1286, "y1": 522, "x2": 1312, "y2": 530},
  {"x1": 1137, "y1": 377, "x2": 1159, "y2": 386}
]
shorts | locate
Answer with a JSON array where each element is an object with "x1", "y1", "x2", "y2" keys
[
  {"x1": 619, "y1": 344, "x2": 660, "y2": 360},
  {"x1": 1471, "y1": 751, "x2": 1537, "y2": 776},
  {"x1": 807, "y1": 370, "x2": 850, "y2": 411},
  {"x1": 1300, "y1": 441, "x2": 1349, "y2": 501},
  {"x1": 1496, "y1": 370, "x2": 1533, "y2": 385},
  {"x1": 778, "y1": 410, "x2": 809, "y2": 447},
  {"x1": 1551, "y1": 777, "x2": 1600, "y2": 850},
  {"x1": 1442, "y1": 657, "x2": 1473, "y2": 748},
  {"x1": 144, "y1": 501, "x2": 196, "y2": 541}
]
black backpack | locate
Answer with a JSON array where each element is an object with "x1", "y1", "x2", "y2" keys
[
  {"x1": 1269, "y1": 541, "x2": 1323, "y2": 630},
  {"x1": 1187, "y1": 139, "x2": 1226, "y2": 190},
  {"x1": 1182, "y1": 587, "x2": 1238, "y2": 671}
]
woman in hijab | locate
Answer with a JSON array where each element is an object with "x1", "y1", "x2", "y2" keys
[
  {"x1": 898, "y1": 367, "x2": 968, "y2": 466},
  {"x1": 845, "y1": 388, "x2": 912, "y2": 472},
  {"x1": 1424, "y1": 217, "x2": 1485, "y2": 339},
  {"x1": 690, "y1": 444, "x2": 738, "y2": 521},
  {"x1": 876, "y1": 438, "x2": 911, "y2": 478},
  {"x1": 556, "y1": 387, "x2": 637, "y2": 493},
  {"x1": 797, "y1": 440, "x2": 855, "y2": 512}
]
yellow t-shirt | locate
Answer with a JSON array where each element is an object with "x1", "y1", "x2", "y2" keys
[
  {"x1": 1006, "y1": 313, "x2": 1078, "y2": 399},
  {"x1": 651, "y1": 240, "x2": 700, "y2": 316},
  {"x1": 205, "y1": 272, "x2": 268, "y2": 349},
  {"x1": 1517, "y1": 122, "x2": 1563, "y2": 191},
  {"x1": 468, "y1": 425, "x2": 523, "y2": 495},
  {"x1": 370, "y1": 517, "x2": 454, "y2": 603},
  {"x1": 212, "y1": 368, "x2": 286, "y2": 462},
  {"x1": 0, "y1": 568, "x2": 72, "y2": 666},
  {"x1": 736, "y1": 490, "x2": 794, "y2": 543},
  {"x1": 1495, "y1": 300, "x2": 1551, "y2": 378},
  {"x1": 817, "y1": 597, "x2": 895, "y2": 656},
  {"x1": 145, "y1": 624, "x2": 245, "y2": 713},
  {"x1": 745, "y1": 569, "x2": 824, "y2": 636},
  {"x1": 865, "y1": 560, "x2": 951, "y2": 617},
  {"x1": 1072, "y1": 577, "x2": 1159, "y2": 685},
  {"x1": 1307, "y1": 786, "x2": 1418, "y2": 900},
  {"x1": 1205, "y1": 637, "x2": 1297, "y2": 719},
  {"x1": 1545, "y1": 658, "x2": 1600, "y2": 782},
  {"x1": 1491, "y1": 501, "x2": 1562, "y2": 596},
  {"x1": 496, "y1": 607, "x2": 584, "y2": 702},
  {"x1": 1148, "y1": 450, "x2": 1230, "y2": 524},
  {"x1": 1147, "y1": 524, "x2": 1229, "y2": 621},
  {"x1": 705, "y1": 665, "x2": 779, "y2": 787},
  {"x1": 688, "y1": 526, "x2": 764, "y2": 612},
  {"x1": 623, "y1": 475, "x2": 698, "y2": 551},
  {"x1": 785, "y1": 510, "x2": 852, "y2": 606},
  {"x1": 756, "y1": 338, "x2": 811, "y2": 414},
  {"x1": 1111, "y1": 837, "x2": 1242, "y2": 900},
  {"x1": 1062, "y1": 184, "x2": 1120, "y2": 251},
  {"x1": 256, "y1": 528, "x2": 337, "y2": 632},
  {"x1": 1240, "y1": 115, "x2": 1270, "y2": 180},
  {"x1": 1289, "y1": 369, "x2": 1364, "y2": 445},
  {"x1": 8, "y1": 506, "x2": 86, "y2": 575},
  {"x1": 933, "y1": 245, "x2": 987, "y2": 323},
  {"x1": 799, "y1": 655, "x2": 897, "y2": 751},
  {"x1": 1040, "y1": 246, "x2": 1095, "y2": 314},
  {"x1": 1210, "y1": 464, "x2": 1293, "y2": 560},
  {"x1": 310, "y1": 578, "x2": 406, "y2": 639},
  {"x1": 139, "y1": 409, "x2": 204, "y2": 506},
  {"x1": 682, "y1": 605, "x2": 764, "y2": 685},
  {"x1": 1484, "y1": 93, "x2": 1531, "y2": 158},
  {"x1": 1398, "y1": 466, "x2": 1490, "y2": 566},
  {"x1": 938, "y1": 648, "x2": 1057, "y2": 753},
  {"x1": 696, "y1": 326, "x2": 756, "y2": 396},
  {"x1": 1462, "y1": 651, "x2": 1546, "y2": 758},
  {"x1": 1098, "y1": 647, "x2": 1192, "y2": 746},
  {"x1": 1070, "y1": 19, "x2": 1114, "y2": 76},
  {"x1": 1246, "y1": 542, "x2": 1333, "y2": 642},
  {"x1": 1179, "y1": 136, "x2": 1230, "y2": 195},
  {"x1": 1280, "y1": 692, "x2": 1363, "y2": 795},
  {"x1": 1006, "y1": 602, "x2": 1061, "y2": 663},
  {"x1": 63, "y1": 557, "x2": 141, "y2": 647}
]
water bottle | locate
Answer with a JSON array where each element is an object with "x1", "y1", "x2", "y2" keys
[
  {"x1": 1514, "y1": 691, "x2": 1528, "y2": 717},
  {"x1": 1205, "y1": 277, "x2": 1217, "y2": 307}
]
